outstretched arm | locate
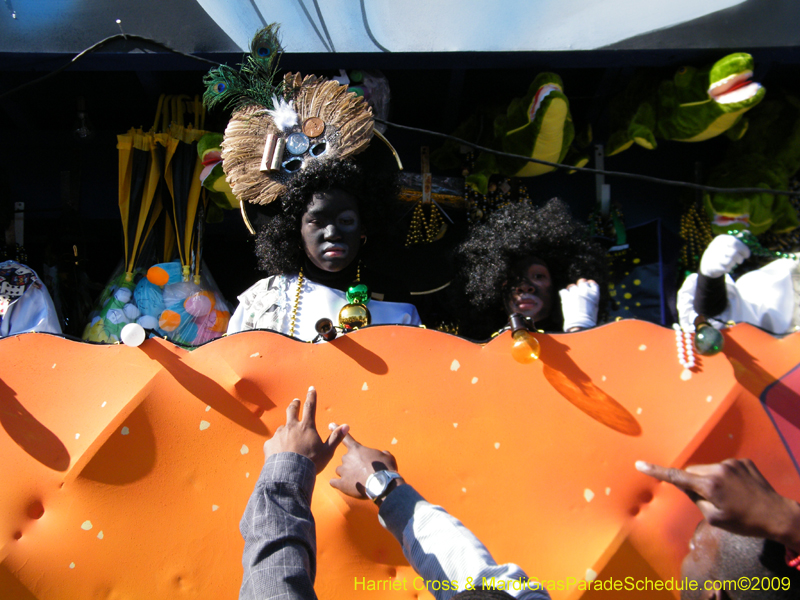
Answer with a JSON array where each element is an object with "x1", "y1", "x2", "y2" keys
[
  {"x1": 330, "y1": 431, "x2": 550, "y2": 600},
  {"x1": 636, "y1": 458, "x2": 800, "y2": 554},
  {"x1": 239, "y1": 388, "x2": 348, "y2": 600}
]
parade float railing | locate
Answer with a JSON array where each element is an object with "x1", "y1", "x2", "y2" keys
[{"x1": 1, "y1": 321, "x2": 799, "y2": 599}]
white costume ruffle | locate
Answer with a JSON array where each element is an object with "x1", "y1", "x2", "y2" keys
[{"x1": 227, "y1": 273, "x2": 421, "y2": 341}]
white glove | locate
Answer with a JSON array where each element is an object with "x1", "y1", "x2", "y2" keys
[
  {"x1": 699, "y1": 234, "x2": 751, "y2": 278},
  {"x1": 560, "y1": 279, "x2": 600, "y2": 332}
]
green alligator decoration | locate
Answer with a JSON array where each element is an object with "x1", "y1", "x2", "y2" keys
[
  {"x1": 607, "y1": 53, "x2": 766, "y2": 156},
  {"x1": 433, "y1": 73, "x2": 585, "y2": 195},
  {"x1": 198, "y1": 133, "x2": 238, "y2": 222},
  {"x1": 704, "y1": 92, "x2": 800, "y2": 236}
]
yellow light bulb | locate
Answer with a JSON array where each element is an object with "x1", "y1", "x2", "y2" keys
[{"x1": 511, "y1": 329, "x2": 540, "y2": 363}]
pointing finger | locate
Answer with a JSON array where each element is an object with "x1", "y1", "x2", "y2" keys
[
  {"x1": 636, "y1": 460, "x2": 705, "y2": 495},
  {"x1": 325, "y1": 424, "x2": 349, "y2": 453},
  {"x1": 341, "y1": 431, "x2": 361, "y2": 449}
]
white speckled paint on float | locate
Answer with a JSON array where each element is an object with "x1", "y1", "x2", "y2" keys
[
  {"x1": 81, "y1": 521, "x2": 92, "y2": 531},
  {"x1": 361, "y1": 382, "x2": 369, "y2": 391},
  {"x1": 240, "y1": 445, "x2": 249, "y2": 455},
  {"x1": 199, "y1": 421, "x2": 210, "y2": 431},
  {"x1": 450, "y1": 359, "x2": 460, "y2": 371},
  {"x1": 584, "y1": 489, "x2": 595, "y2": 503},
  {"x1": 121, "y1": 427, "x2": 129, "y2": 435}
]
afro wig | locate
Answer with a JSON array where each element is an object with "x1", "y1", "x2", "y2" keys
[
  {"x1": 454, "y1": 198, "x2": 607, "y2": 337},
  {"x1": 251, "y1": 157, "x2": 397, "y2": 276}
]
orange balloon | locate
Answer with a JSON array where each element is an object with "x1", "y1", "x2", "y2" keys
[
  {"x1": 158, "y1": 309, "x2": 181, "y2": 332},
  {"x1": 146, "y1": 266, "x2": 170, "y2": 287},
  {"x1": 210, "y1": 309, "x2": 230, "y2": 333}
]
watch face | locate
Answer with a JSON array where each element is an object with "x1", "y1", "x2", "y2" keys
[{"x1": 366, "y1": 471, "x2": 388, "y2": 498}]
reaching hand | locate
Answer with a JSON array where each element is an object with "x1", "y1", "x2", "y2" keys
[
  {"x1": 559, "y1": 278, "x2": 600, "y2": 332},
  {"x1": 263, "y1": 387, "x2": 349, "y2": 474},
  {"x1": 699, "y1": 234, "x2": 750, "y2": 278},
  {"x1": 636, "y1": 458, "x2": 800, "y2": 552},
  {"x1": 329, "y1": 430, "x2": 399, "y2": 499}
]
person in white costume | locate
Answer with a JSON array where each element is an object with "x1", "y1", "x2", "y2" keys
[
  {"x1": 0, "y1": 260, "x2": 61, "y2": 337},
  {"x1": 205, "y1": 28, "x2": 420, "y2": 341},
  {"x1": 227, "y1": 160, "x2": 420, "y2": 340},
  {"x1": 677, "y1": 233, "x2": 800, "y2": 333}
]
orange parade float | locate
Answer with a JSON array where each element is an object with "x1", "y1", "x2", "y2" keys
[{"x1": 1, "y1": 321, "x2": 799, "y2": 599}]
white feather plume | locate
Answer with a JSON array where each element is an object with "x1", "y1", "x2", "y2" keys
[{"x1": 268, "y1": 96, "x2": 299, "y2": 132}]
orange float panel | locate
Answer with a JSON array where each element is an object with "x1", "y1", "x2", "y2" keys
[{"x1": 0, "y1": 321, "x2": 799, "y2": 600}]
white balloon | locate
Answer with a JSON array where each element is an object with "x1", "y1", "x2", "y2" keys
[
  {"x1": 121, "y1": 323, "x2": 146, "y2": 347},
  {"x1": 123, "y1": 303, "x2": 141, "y2": 320},
  {"x1": 137, "y1": 315, "x2": 159, "y2": 330}
]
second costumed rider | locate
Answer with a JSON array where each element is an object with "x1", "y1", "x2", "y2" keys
[
  {"x1": 455, "y1": 199, "x2": 608, "y2": 339},
  {"x1": 207, "y1": 27, "x2": 420, "y2": 341}
]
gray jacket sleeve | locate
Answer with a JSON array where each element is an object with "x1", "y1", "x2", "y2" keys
[{"x1": 239, "y1": 452, "x2": 318, "y2": 600}]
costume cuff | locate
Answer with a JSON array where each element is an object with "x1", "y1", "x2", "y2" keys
[
  {"x1": 693, "y1": 273, "x2": 728, "y2": 317},
  {"x1": 377, "y1": 484, "x2": 426, "y2": 544},
  {"x1": 261, "y1": 452, "x2": 317, "y2": 500}
]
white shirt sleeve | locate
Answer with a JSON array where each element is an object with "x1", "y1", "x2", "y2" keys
[{"x1": 378, "y1": 485, "x2": 549, "y2": 600}]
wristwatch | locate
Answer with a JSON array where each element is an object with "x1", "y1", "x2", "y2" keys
[{"x1": 365, "y1": 470, "x2": 404, "y2": 505}]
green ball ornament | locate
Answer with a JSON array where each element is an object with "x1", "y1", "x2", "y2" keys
[
  {"x1": 346, "y1": 283, "x2": 370, "y2": 305},
  {"x1": 694, "y1": 324, "x2": 724, "y2": 356}
]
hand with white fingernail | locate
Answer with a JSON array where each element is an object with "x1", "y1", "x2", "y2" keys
[{"x1": 263, "y1": 386, "x2": 349, "y2": 474}]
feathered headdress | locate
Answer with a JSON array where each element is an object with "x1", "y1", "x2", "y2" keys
[{"x1": 203, "y1": 24, "x2": 375, "y2": 212}]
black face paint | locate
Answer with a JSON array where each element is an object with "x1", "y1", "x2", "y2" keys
[{"x1": 300, "y1": 189, "x2": 362, "y2": 273}]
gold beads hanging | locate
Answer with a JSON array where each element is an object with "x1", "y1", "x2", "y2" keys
[{"x1": 679, "y1": 204, "x2": 712, "y2": 274}]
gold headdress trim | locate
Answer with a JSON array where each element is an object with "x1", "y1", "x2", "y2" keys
[{"x1": 222, "y1": 72, "x2": 374, "y2": 207}]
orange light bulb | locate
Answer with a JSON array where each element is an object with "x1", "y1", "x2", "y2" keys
[{"x1": 511, "y1": 329, "x2": 540, "y2": 363}]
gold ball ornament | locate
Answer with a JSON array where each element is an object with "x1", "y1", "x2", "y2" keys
[{"x1": 338, "y1": 303, "x2": 371, "y2": 329}]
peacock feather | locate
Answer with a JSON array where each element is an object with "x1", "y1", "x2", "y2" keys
[
  {"x1": 202, "y1": 64, "x2": 247, "y2": 111},
  {"x1": 203, "y1": 24, "x2": 285, "y2": 111}
]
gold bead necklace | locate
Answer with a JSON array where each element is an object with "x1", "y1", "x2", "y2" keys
[{"x1": 289, "y1": 268, "x2": 304, "y2": 338}]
